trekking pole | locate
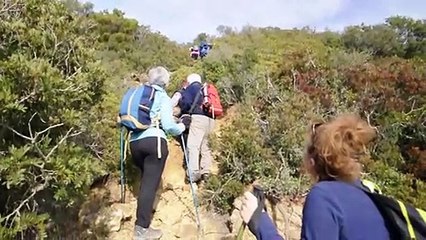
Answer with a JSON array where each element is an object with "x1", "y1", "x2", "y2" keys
[
  {"x1": 181, "y1": 134, "x2": 202, "y2": 231},
  {"x1": 119, "y1": 127, "x2": 126, "y2": 203}
]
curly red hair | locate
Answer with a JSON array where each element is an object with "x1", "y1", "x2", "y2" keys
[{"x1": 305, "y1": 113, "x2": 377, "y2": 182}]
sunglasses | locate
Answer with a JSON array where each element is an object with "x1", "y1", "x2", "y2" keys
[{"x1": 311, "y1": 122, "x2": 324, "y2": 136}]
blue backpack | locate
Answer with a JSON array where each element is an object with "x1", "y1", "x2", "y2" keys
[
  {"x1": 199, "y1": 41, "x2": 212, "y2": 58},
  {"x1": 118, "y1": 84, "x2": 157, "y2": 132}
]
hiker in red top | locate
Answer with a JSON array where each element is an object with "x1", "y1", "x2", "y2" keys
[
  {"x1": 189, "y1": 46, "x2": 200, "y2": 60},
  {"x1": 178, "y1": 73, "x2": 221, "y2": 185}
]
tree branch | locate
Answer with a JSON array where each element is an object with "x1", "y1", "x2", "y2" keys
[
  {"x1": 35, "y1": 123, "x2": 64, "y2": 137},
  {"x1": 28, "y1": 112, "x2": 37, "y2": 140},
  {"x1": 0, "y1": 1, "x2": 19, "y2": 15},
  {"x1": 1, "y1": 124, "x2": 32, "y2": 141},
  {"x1": 45, "y1": 127, "x2": 81, "y2": 160},
  {"x1": 3, "y1": 178, "x2": 50, "y2": 226},
  {"x1": 3, "y1": 114, "x2": 79, "y2": 161}
]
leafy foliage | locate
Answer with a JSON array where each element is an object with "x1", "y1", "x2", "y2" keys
[
  {"x1": 199, "y1": 17, "x2": 426, "y2": 213},
  {"x1": 341, "y1": 16, "x2": 426, "y2": 59},
  {"x1": 0, "y1": 0, "x2": 188, "y2": 238},
  {"x1": 0, "y1": 0, "x2": 107, "y2": 238}
]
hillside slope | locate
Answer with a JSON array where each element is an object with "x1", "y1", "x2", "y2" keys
[
  {"x1": 79, "y1": 107, "x2": 303, "y2": 240},
  {"x1": 2, "y1": 1, "x2": 424, "y2": 239}
]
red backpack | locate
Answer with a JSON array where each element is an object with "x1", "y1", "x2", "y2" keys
[{"x1": 202, "y1": 83, "x2": 223, "y2": 118}]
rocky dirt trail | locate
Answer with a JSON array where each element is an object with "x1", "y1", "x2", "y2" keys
[
  {"x1": 105, "y1": 140, "x2": 233, "y2": 240},
  {"x1": 79, "y1": 106, "x2": 304, "y2": 240}
]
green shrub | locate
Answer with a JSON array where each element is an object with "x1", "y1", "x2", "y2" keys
[{"x1": 0, "y1": 0, "x2": 107, "y2": 238}]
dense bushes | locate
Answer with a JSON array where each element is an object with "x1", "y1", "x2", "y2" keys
[
  {"x1": 339, "y1": 16, "x2": 426, "y2": 59},
  {"x1": 0, "y1": 0, "x2": 188, "y2": 238},
  {"x1": 0, "y1": 0, "x2": 108, "y2": 238},
  {"x1": 200, "y1": 21, "x2": 426, "y2": 213}
]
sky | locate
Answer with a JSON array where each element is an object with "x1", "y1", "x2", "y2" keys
[{"x1": 88, "y1": 0, "x2": 426, "y2": 43}]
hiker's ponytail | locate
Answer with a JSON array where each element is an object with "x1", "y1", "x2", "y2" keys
[{"x1": 306, "y1": 114, "x2": 377, "y2": 182}]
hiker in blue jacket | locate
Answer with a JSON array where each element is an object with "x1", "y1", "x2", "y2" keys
[
  {"x1": 179, "y1": 73, "x2": 215, "y2": 184},
  {"x1": 199, "y1": 41, "x2": 212, "y2": 58},
  {"x1": 239, "y1": 114, "x2": 390, "y2": 240},
  {"x1": 130, "y1": 66, "x2": 186, "y2": 240}
]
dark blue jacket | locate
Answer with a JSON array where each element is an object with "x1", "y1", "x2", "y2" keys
[
  {"x1": 254, "y1": 180, "x2": 389, "y2": 240},
  {"x1": 179, "y1": 82, "x2": 208, "y2": 116}
]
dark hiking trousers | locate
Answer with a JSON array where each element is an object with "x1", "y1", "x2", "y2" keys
[{"x1": 130, "y1": 137, "x2": 168, "y2": 228}]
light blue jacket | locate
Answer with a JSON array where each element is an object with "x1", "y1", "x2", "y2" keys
[{"x1": 130, "y1": 84, "x2": 185, "y2": 142}]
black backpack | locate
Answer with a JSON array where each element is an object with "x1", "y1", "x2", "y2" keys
[{"x1": 359, "y1": 180, "x2": 426, "y2": 240}]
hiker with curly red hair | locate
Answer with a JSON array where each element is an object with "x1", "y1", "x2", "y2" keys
[{"x1": 239, "y1": 114, "x2": 390, "y2": 240}]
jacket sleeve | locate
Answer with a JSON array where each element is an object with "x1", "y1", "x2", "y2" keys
[
  {"x1": 253, "y1": 212, "x2": 285, "y2": 240},
  {"x1": 159, "y1": 93, "x2": 185, "y2": 136},
  {"x1": 301, "y1": 187, "x2": 340, "y2": 240},
  {"x1": 170, "y1": 91, "x2": 182, "y2": 107}
]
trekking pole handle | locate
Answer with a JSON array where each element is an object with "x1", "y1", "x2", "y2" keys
[{"x1": 236, "y1": 184, "x2": 265, "y2": 239}]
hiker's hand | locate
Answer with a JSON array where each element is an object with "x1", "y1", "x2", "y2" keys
[
  {"x1": 116, "y1": 115, "x2": 122, "y2": 127},
  {"x1": 172, "y1": 106, "x2": 181, "y2": 118},
  {"x1": 179, "y1": 114, "x2": 191, "y2": 130},
  {"x1": 240, "y1": 191, "x2": 258, "y2": 224},
  {"x1": 240, "y1": 188, "x2": 267, "y2": 235}
]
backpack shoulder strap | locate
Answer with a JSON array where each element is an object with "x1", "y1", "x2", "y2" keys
[
  {"x1": 188, "y1": 90, "x2": 202, "y2": 114},
  {"x1": 188, "y1": 83, "x2": 204, "y2": 114},
  {"x1": 139, "y1": 84, "x2": 156, "y2": 112},
  {"x1": 360, "y1": 179, "x2": 383, "y2": 194}
]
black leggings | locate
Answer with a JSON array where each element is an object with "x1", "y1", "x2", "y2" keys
[{"x1": 130, "y1": 137, "x2": 168, "y2": 228}]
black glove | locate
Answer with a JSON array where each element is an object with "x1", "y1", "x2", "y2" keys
[
  {"x1": 179, "y1": 114, "x2": 191, "y2": 131},
  {"x1": 247, "y1": 185, "x2": 267, "y2": 234}
]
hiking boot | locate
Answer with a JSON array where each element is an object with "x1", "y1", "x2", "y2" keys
[{"x1": 134, "y1": 225, "x2": 162, "y2": 240}]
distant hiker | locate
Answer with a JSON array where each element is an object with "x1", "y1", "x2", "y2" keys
[
  {"x1": 199, "y1": 41, "x2": 213, "y2": 59},
  {"x1": 127, "y1": 66, "x2": 186, "y2": 240},
  {"x1": 190, "y1": 46, "x2": 200, "y2": 60},
  {"x1": 189, "y1": 42, "x2": 213, "y2": 60},
  {"x1": 179, "y1": 73, "x2": 223, "y2": 184},
  {"x1": 239, "y1": 114, "x2": 391, "y2": 240}
]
